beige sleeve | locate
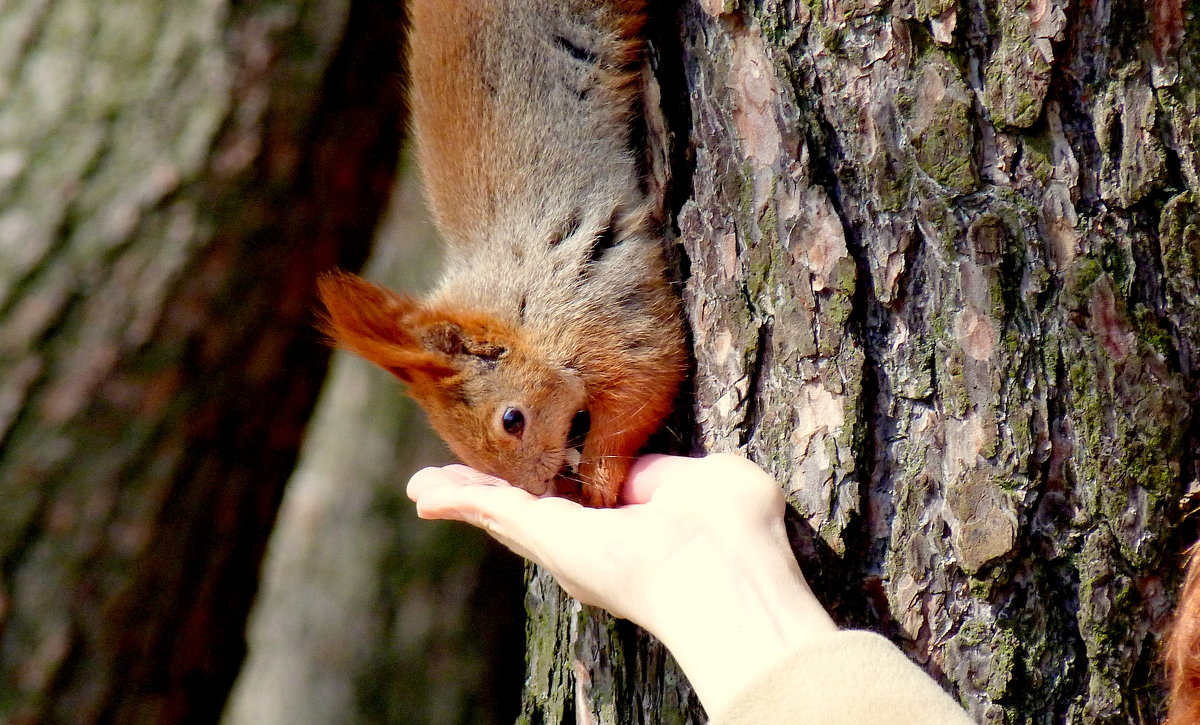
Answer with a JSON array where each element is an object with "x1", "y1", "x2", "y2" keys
[{"x1": 708, "y1": 630, "x2": 975, "y2": 725}]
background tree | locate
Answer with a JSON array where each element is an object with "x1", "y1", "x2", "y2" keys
[{"x1": 0, "y1": 1, "x2": 407, "y2": 722}]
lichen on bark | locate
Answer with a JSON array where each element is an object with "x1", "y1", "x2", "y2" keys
[{"x1": 574, "y1": 1, "x2": 1200, "y2": 722}]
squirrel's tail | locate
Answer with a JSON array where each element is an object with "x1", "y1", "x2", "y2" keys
[{"x1": 1167, "y1": 544, "x2": 1200, "y2": 724}]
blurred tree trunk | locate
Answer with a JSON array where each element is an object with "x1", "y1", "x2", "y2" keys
[
  {"x1": 0, "y1": 1, "x2": 404, "y2": 723},
  {"x1": 523, "y1": 1, "x2": 1200, "y2": 723},
  {"x1": 220, "y1": 158, "x2": 525, "y2": 725}
]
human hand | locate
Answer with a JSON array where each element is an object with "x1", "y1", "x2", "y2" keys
[{"x1": 406, "y1": 453, "x2": 838, "y2": 713}]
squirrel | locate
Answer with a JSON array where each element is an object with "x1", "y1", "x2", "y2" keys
[
  {"x1": 1167, "y1": 544, "x2": 1200, "y2": 723},
  {"x1": 317, "y1": 0, "x2": 686, "y2": 507}
]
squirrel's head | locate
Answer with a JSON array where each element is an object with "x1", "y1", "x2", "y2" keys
[{"x1": 317, "y1": 272, "x2": 590, "y2": 495}]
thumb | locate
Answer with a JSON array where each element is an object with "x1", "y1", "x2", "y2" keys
[{"x1": 621, "y1": 454, "x2": 705, "y2": 504}]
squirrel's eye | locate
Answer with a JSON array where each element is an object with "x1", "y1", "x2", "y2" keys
[{"x1": 500, "y1": 407, "x2": 525, "y2": 438}]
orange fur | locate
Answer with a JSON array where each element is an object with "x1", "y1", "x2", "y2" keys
[
  {"x1": 408, "y1": 0, "x2": 650, "y2": 246},
  {"x1": 320, "y1": 0, "x2": 685, "y2": 507},
  {"x1": 1167, "y1": 545, "x2": 1200, "y2": 724}
]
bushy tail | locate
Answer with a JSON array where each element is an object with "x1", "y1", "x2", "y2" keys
[{"x1": 1167, "y1": 545, "x2": 1200, "y2": 724}]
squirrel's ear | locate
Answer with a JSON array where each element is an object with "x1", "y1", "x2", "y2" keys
[
  {"x1": 421, "y1": 319, "x2": 508, "y2": 360},
  {"x1": 316, "y1": 271, "x2": 457, "y2": 382}
]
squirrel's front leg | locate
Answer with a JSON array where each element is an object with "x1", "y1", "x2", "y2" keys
[{"x1": 577, "y1": 402, "x2": 662, "y2": 508}]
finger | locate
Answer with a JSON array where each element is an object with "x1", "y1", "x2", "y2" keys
[
  {"x1": 417, "y1": 479, "x2": 590, "y2": 566},
  {"x1": 409, "y1": 464, "x2": 599, "y2": 543},
  {"x1": 415, "y1": 479, "x2": 524, "y2": 525},
  {"x1": 407, "y1": 463, "x2": 598, "y2": 548},
  {"x1": 406, "y1": 465, "x2": 508, "y2": 502},
  {"x1": 410, "y1": 478, "x2": 536, "y2": 555},
  {"x1": 442, "y1": 463, "x2": 509, "y2": 485},
  {"x1": 406, "y1": 466, "x2": 457, "y2": 501},
  {"x1": 621, "y1": 454, "x2": 702, "y2": 505}
]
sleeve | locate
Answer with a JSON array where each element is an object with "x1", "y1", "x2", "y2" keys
[{"x1": 708, "y1": 630, "x2": 975, "y2": 725}]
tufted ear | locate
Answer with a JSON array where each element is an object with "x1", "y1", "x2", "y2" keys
[{"x1": 316, "y1": 271, "x2": 459, "y2": 383}]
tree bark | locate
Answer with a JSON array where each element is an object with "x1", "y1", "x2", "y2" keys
[
  {"x1": 0, "y1": 1, "x2": 404, "y2": 723},
  {"x1": 523, "y1": 1, "x2": 1200, "y2": 723},
  {"x1": 5, "y1": 0, "x2": 1195, "y2": 722}
]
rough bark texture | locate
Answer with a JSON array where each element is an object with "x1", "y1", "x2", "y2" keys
[
  {"x1": 0, "y1": 1, "x2": 404, "y2": 722},
  {"x1": 4, "y1": 0, "x2": 1197, "y2": 722},
  {"x1": 522, "y1": 1, "x2": 1200, "y2": 723}
]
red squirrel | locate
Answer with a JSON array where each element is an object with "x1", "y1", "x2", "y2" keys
[{"x1": 318, "y1": 0, "x2": 686, "y2": 507}]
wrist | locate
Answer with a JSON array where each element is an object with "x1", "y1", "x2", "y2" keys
[{"x1": 641, "y1": 531, "x2": 837, "y2": 714}]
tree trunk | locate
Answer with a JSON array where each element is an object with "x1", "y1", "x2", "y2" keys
[
  {"x1": 523, "y1": 1, "x2": 1199, "y2": 723},
  {"x1": 0, "y1": 1, "x2": 404, "y2": 723}
]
